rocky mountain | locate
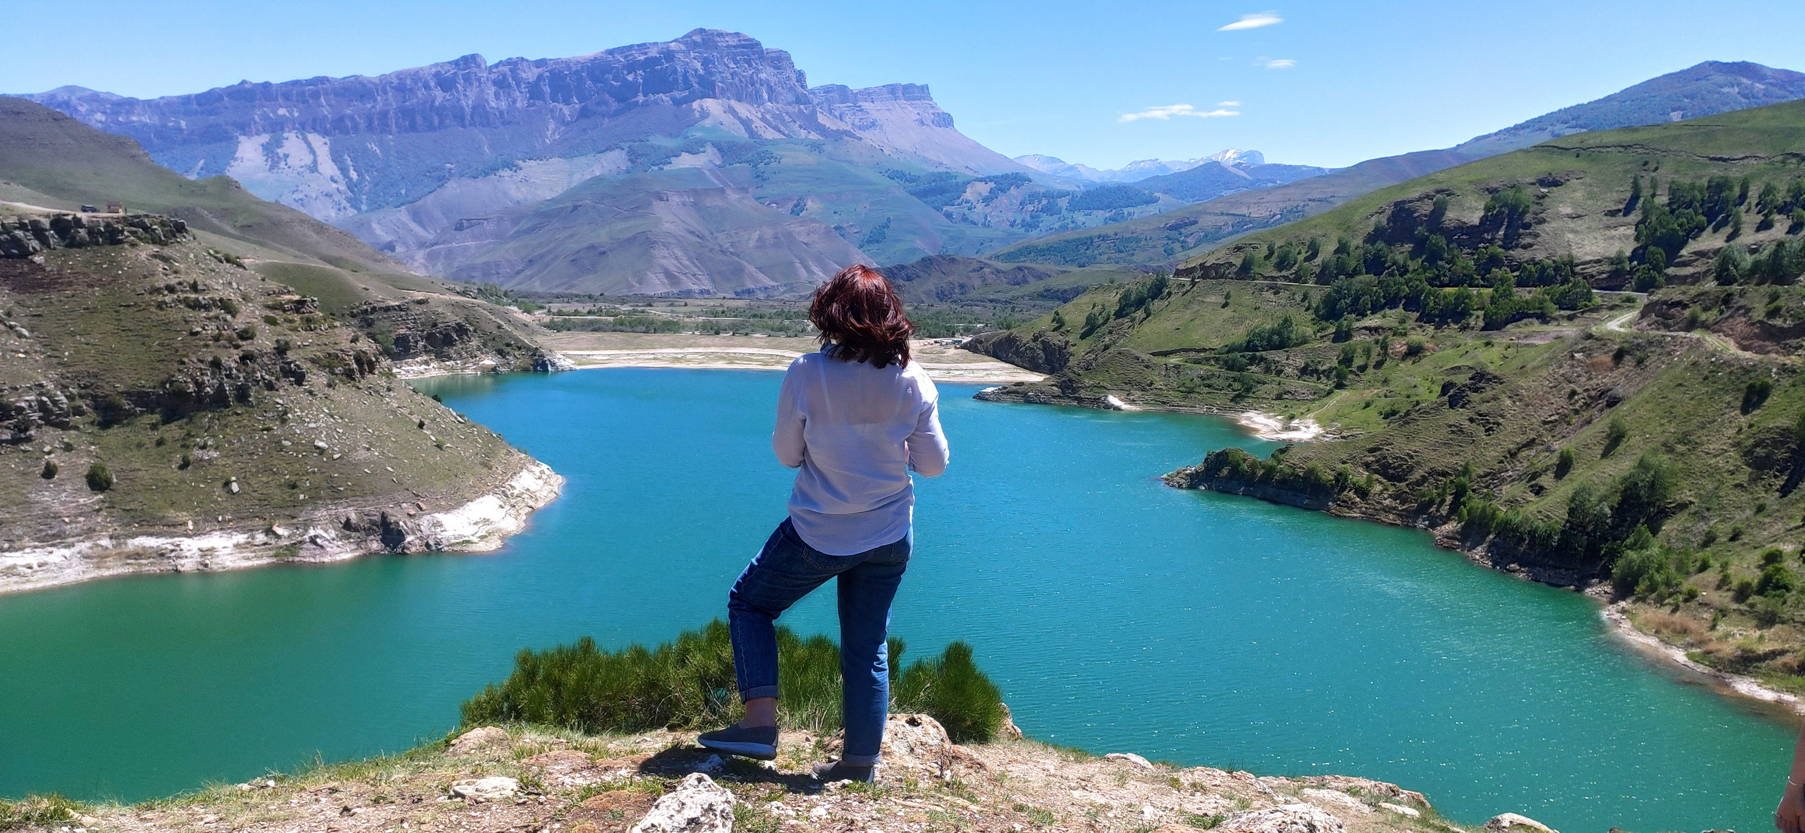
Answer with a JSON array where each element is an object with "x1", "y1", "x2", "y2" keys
[
  {"x1": 1014, "y1": 149, "x2": 1282, "y2": 183},
  {"x1": 972, "y1": 98, "x2": 1805, "y2": 690},
  {"x1": 994, "y1": 60, "x2": 1805, "y2": 268},
  {"x1": 1455, "y1": 60, "x2": 1805, "y2": 158},
  {"x1": 26, "y1": 30, "x2": 1107, "y2": 296}
]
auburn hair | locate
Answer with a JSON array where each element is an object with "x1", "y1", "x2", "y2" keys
[{"x1": 809, "y1": 264, "x2": 913, "y2": 368}]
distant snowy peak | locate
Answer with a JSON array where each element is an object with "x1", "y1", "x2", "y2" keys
[{"x1": 1013, "y1": 149, "x2": 1275, "y2": 183}]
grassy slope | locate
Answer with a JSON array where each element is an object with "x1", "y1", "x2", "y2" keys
[
  {"x1": 0, "y1": 232, "x2": 524, "y2": 551},
  {"x1": 987, "y1": 149, "x2": 1475, "y2": 267},
  {"x1": 974, "y1": 100, "x2": 1805, "y2": 688},
  {"x1": 0, "y1": 96, "x2": 544, "y2": 366}
]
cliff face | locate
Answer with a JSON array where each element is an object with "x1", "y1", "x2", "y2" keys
[
  {"x1": 24, "y1": 31, "x2": 1043, "y2": 295},
  {"x1": 28, "y1": 30, "x2": 1024, "y2": 220}
]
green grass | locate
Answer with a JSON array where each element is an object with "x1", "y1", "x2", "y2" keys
[
  {"x1": 460, "y1": 620, "x2": 1007, "y2": 743},
  {"x1": 0, "y1": 795, "x2": 83, "y2": 830}
]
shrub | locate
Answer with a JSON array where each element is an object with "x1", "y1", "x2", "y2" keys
[
  {"x1": 1602, "y1": 417, "x2": 1630, "y2": 457},
  {"x1": 1743, "y1": 379, "x2": 1774, "y2": 414},
  {"x1": 1610, "y1": 545, "x2": 1683, "y2": 598},
  {"x1": 85, "y1": 463, "x2": 114, "y2": 492},
  {"x1": 460, "y1": 621, "x2": 1007, "y2": 743},
  {"x1": 893, "y1": 642, "x2": 1004, "y2": 743},
  {"x1": 1554, "y1": 448, "x2": 1575, "y2": 479},
  {"x1": 40, "y1": 460, "x2": 57, "y2": 480},
  {"x1": 1757, "y1": 563, "x2": 1798, "y2": 598}
]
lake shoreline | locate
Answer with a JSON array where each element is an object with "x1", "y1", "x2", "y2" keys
[
  {"x1": 980, "y1": 382, "x2": 1805, "y2": 719},
  {"x1": 0, "y1": 458, "x2": 563, "y2": 596}
]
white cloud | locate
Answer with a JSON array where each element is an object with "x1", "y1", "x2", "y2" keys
[
  {"x1": 1264, "y1": 58, "x2": 1297, "y2": 69},
  {"x1": 1118, "y1": 103, "x2": 1241, "y2": 123},
  {"x1": 1219, "y1": 12, "x2": 1283, "y2": 31}
]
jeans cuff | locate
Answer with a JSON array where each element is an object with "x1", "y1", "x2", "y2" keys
[
  {"x1": 840, "y1": 751, "x2": 882, "y2": 766},
  {"x1": 741, "y1": 685, "x2": 779, "y2": 701}
]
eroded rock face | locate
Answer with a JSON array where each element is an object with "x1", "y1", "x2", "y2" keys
[
  {"x1": 629, "y1": 772, "x2": 734, "y2": 833},
  {"x1": 0, "y1": 213, "x2": 188, "y2": 258},
  {"x1": 962, "y1": 330, "x2": 1073, "y2": 375}
]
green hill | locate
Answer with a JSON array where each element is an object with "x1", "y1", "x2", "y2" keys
[
  {"x1": 989, "y1": 60, "x2": 1805, "y2": 270},
  {"x1": 0, "y1": 97, "x2": 548, "y2": 372},
  {"x1": 0, "y1": 99, "x2": 562, "y2": 592},
  {"x1": 971, "y1": 99, "x2": 1805, "y2": 689}
]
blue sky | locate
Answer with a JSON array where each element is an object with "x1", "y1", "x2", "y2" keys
[{"x1": 4, "y1": 0, "x2": 1802, "y2": 169}]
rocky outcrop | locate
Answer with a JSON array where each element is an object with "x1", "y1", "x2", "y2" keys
[
  {"x1": 46, "y1": 720, "x2": 1543, "y2": 833},
  {"x1": 628, "y1": 773, "x2": 734, "y2": 833},
  {"x1": 0, "y1": 459, "x2": 564, "y2": 594},
  {"x1": 1, "y1": 213, "x2": 188, "y2": 258},
  {"x1": 962, "y1": 329, "x2": 1073, "y2": 375}
]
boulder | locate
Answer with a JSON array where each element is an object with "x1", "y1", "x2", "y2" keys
[
  {"x1": 629, "y1": 772, "x2": 734, "y2": 833},
  {"x1": 1104, "y1": 752, "x2": 1155, "y2": 770},
  {"x1": 1486, "y1": 813, "x2": 1557, "y2": 833},
  {"x1": 446, "y1": 726, "x2": 509, "y2": 756},
  {"x1": 1218, "y1": 803, "x2": 1346, "y2": 833},
  {"x1": 996, "y1": 702, "x2": 1024, "y2": 740}
]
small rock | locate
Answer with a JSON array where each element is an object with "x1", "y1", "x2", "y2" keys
[
  {"x1": 1218, "y1": 803, "x2": 1345, "y2": 833},
  {"x1": 449, "y1": 776, "x2": 519, "y2": 802},
  {"x1": 1104, "y1": 752, "x2": 1154, "y2": 770},
  {"x1": 447, "y1": 726, "x2": 508, "y2": 756},
  {"x1": 630, "y1": 772, "x2": 734, "y2": 833},
  {"x1": 1486, "y1": 813, "x2": 1556, "y2": 833},
  {"x1": 997, "y1": 702, "x2": 1025, "y2": 740},
  {"x1": 225, "y1": 479, "x2": 240, "y2": 495}
]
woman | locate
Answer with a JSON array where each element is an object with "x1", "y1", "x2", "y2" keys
[
  {"x1": 1779, "y1": 723, "x2": 1805, "y2": 832},
  {"x1": 698, "y1": 264, "x2": 950, "y2": 783}
]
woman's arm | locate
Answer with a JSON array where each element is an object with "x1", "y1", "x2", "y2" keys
[
  {"x1": 772, "y1": 363, "x2": 806, "y2": 468},
  {"x1": 907, "y1": 381, "x2": 949, "y2": 478},
  {"x1": 1778, "y1": 721, "x2": 1805, "y2": 831}
]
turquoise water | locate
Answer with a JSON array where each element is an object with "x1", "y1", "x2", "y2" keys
[{"x1": 0, "y1": 368, "x2": 1791, "y2": 831}]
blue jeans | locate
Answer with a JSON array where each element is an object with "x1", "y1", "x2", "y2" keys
[{"x1": 727, "y1": 518, "x2": 910, "y2": 766}]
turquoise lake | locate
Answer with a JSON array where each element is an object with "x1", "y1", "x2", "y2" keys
[{"x1": 0, "y1": 368, "x2": 1792, "y2": 831}]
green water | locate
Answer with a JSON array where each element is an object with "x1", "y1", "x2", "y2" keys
[{"x1": 0, "y1": 369, "x2": 1790, "y2": 830}]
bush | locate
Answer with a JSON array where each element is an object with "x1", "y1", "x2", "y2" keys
[
  {"x1": 460, "y1": 621, "x2": 1007, "y2": 743},
  {"x1": 1554, "y1": 448, "x2": 1575, "y2": 479},
  {"x1": 1757, "y1": 563, "x2": 1798, "y2": 597},
  {"x1": 40, "y1": 459, "x2": 57, "y2": 480},
  {"x1": 85, "y1": 463, "x2": 114, "y2": 492},
  {"x1": 893, "y1": 642, "x2": 1004, "y2": 743},
  {"x1": 1602, "y1": 417, "x2": 1630, "y2": 457}
]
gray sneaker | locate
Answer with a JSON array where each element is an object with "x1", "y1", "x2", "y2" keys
[
  {"x1": 696, "y1": 724, "x2": 778, "y2": 760},
  {"x1": 812, "y1": 760, "x2": 876, "y2": 783}
]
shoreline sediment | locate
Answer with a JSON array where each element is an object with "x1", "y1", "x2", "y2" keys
[{"x1": 0, "y1": 458, "x2": 563, "y2": 596}]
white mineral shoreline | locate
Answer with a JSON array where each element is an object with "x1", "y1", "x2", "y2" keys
[
  {"x1": 1601, "y1": 604, "x2": 1805, "y2": 718},
  {"x1": 0, "y1": 459, "x2": 563, "y2": 596},
  {"x1": 1235, "y1": 411, "x2": 1325, "y2": 442},
  {"x1": 557, "y1": 347, "x2": 1044, "y2": 384}
]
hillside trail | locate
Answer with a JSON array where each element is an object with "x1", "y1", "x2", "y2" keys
[{"x1": 1598, "y1": 290, "x2": 1794, "y2": 364}]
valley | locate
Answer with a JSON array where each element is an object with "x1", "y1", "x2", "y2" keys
[{"x1": 6, "y1": 15, "x2": 1805, "y2": 833}]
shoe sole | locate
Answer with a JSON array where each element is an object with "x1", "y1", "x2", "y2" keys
[{"x1": 697, "y1": 738, "x2": 777, "y2": 761}]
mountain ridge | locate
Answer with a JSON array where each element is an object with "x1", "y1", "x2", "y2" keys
[{"x1": 991, "y1": 60, "x2": 1805, "y2": 269}]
